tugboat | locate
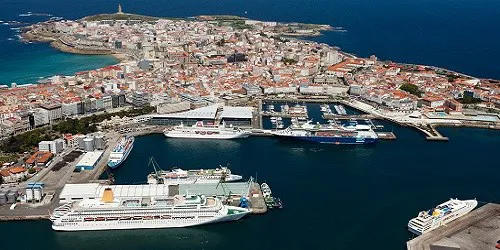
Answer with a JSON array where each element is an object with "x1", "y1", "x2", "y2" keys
[{"x1": 261, "y1": 183, "x2": 274, "y2": 208}]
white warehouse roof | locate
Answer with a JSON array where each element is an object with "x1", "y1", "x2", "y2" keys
[
  {"x1": 220, "y1": 106, "x2": 253, "y2": 119},
  {"x1": 75, "y1": 151, "x2": 104, "y2": 168},
  {"x1": 152, "y1": 104, "x2": 219, "y2": 119}
]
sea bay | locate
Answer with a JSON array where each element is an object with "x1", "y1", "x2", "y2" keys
[{"x1": 1, "y1": 0, "x2": 500, "y2": 249}]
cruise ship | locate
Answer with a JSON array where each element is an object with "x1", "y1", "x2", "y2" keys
[
  {"x1": 147, "y1": 166, "x2": 243, "y2": 185},
  {"x1": 107, "y1": 136, "x2": 134, "y2": 169},
  {"x1": 163, "y1": 121, "x2": 251, "y2": 139},
  {"x1": 50, "y1": 188, "x2": 249, "y2": 231},
  {"x1": 408, "y1": 199, "x2": 478, "y2": 235},
  {"x1": 272, "y1": 120, "x2": 378, "y2": 144}
]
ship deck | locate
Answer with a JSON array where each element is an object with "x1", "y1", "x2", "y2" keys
[{"x1": 407, "y1": 203, "x2": 500, "y2": 250}]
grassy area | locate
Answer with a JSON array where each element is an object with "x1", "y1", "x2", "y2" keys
[
  {"x1": 82, "y1": 13, "x2": 160, "y2": 22},
  {"x1": 0, "y1": 153, "x2": 18, "y2": 165},
  {"x1": 400, "y1": 83, "x2": 423, "y2": 97}
]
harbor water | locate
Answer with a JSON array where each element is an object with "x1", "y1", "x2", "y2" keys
[
  {"x1": 1, "y1": 0, "x2": 500, "y2": 249},
  {"x1": 2, "y1": 125, "x2": 500, "y2": 250}
]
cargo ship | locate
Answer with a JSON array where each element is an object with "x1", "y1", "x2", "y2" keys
[
  {"x1": 272, "y1": 120, "x2": 378, "y2": 144},
  {"x1": 408, "y1": 199, "x2": 478, "y2": 235},
  {"x1": 147, "y1": 166, "x2": 243, "y2": 185},
  {"x1": 107, "y1": 136, "x2": 134, "y2": 169},
  {"x1": 50, "y1": 188, "x2": 249, "y2": 231},
  {"x1": 163, "y1": 121, "x2": 251, "y2": 139}
]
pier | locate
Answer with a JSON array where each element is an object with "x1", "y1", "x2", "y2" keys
[
  {"x1": 407, "y1": 203, "x2": 500, "y2": 250},
  {"x1": 321, "y1": 113, "x2": 378, "y2": 120},
  {"x1": 261, "y1": 112, "x2": 308, "y2": 119},
  {"x1": 376, "y1": 132, "x2": 397, "y2": 140}
]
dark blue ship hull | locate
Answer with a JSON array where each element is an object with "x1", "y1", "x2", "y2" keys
[{"x1": 282, "y1": 136, "x2": 378, "y2": 145}]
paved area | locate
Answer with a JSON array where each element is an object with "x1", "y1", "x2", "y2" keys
[{"x1": 407, "y1": 203, "x2": 500, "y2": 250}]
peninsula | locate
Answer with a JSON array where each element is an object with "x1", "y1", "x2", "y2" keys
[{"x1": 2, "y1": 6, "x2": 499, "y2": 146}]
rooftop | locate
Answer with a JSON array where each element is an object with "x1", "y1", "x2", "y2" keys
[
  {"x1": 75, "y1": 151, "x2": 104, "y2": 168},
  {"x1": 152, "y1": 104, "x2": 220, "y2": 120},
  {"x1": 220, "y1": 106, "x2": 254, "y2": 119}
]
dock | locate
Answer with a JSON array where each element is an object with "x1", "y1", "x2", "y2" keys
[
  {"x1": 261, "y1": 112, "x2": 308, "y2": 119},
  {"x1": 376, "y1": 132, "x2": 397, "y2": 140},
  {"x1": 407, "y1": 203, "x2": 500, "y2": 250},
  {"x1": 321, "y1": 113, "x2": 379, "y2": 120}
]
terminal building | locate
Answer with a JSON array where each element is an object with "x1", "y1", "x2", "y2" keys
[
  {"x1": 75, "y1": 151, "x2": 104, "y2": 171},
  {"x1": 148, "y1": 104, "x2": 254, "y2": 128}
]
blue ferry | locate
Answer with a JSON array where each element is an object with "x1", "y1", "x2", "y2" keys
[
  {"x1": 107, "y1": 136, "x2": 135, "y2": 169},
  {"x1": 272, "y1": 120, "x2": 378, "y2": 145}
]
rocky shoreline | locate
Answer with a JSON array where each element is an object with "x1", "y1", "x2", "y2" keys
[{"x1": 21, "y1": 28, "x2": 131, "y2": 62}]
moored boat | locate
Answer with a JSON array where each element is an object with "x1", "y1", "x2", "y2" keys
[
  {"x1": 107, "y1": 136, "x2": 134, "y2": 169},
  {"x1": 407, "y1": 198, "x2": 478, "y2": 235},
  {"x1": 147, "y1": 166, "x2": 243, "y2": 185},
  {"x1": 272, "y1": 120, "x2": 378, "y2": 145},
  {"x1": 50, "y1": 188, "x2": 249, "y2": 231},
  {"x1": 163, "y1": 121, "x2": 250, "y2": 140}
]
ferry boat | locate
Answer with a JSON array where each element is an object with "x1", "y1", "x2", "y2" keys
[
  {"x1": 147, "y1": 166, "x2": 243, "y2": 185},
  {"x1": 407, "y1": 199, "x2": 478, "y2": 235},
  {"x1": 272, "y1": 120, "x2": 378, "y2": 145},
  {"x1": 50, "y1": 188, "x2": 249, "y2": 231},
  {"x1": 107, "y1": 136, "x2": 134, "y2": 169},
  {"x1": 163, "y1": 121, "x2": 251, "y2": 140}
]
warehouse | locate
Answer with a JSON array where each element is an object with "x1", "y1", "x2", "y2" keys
[
  {"x1": 220, "y1": 106, "x2": 254, "y2": 127},
  {"x1": 148, "y1": 104, "x2": 218, "y2": 126},
  {"x1": 75, "y1": 151, "x2": 103, "y2": 171}
]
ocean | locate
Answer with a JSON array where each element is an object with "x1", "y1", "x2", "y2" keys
[
  {"x1": 1, "y1": 1, "x2": 500, "y2": 249},
  {"x1": 1, "y1": 0, "x2": 500, "y2": 85},
  {"x1": 2, "y1": 123, "x2": 500, "y2": 250}
]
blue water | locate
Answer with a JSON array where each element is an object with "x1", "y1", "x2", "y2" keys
[
  {"x1": 1, "y1": 0, "x2": 500, "y2": 83},
  {"x1": 0, "y1": 15, "x2": 117, "y2": 85}
]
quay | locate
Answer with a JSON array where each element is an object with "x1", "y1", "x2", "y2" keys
[
  {"x1": 321, "y1": 113, "x2": 378, "y2": 120},
  {"x1": 261, "y1": 112, "x2": 308, "y2": 119},
  {"x1": 376, "y1": 132, "x2": 397, "y2": 140},
  {"x1": 407, "y1": 203, "x2": 500, "y2": 250},
  {"x1": 0, "y1": 215, "x2": 49, "y2": 221}
]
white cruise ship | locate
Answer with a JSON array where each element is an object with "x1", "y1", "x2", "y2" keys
[
  {"x1": 163, "y1": 121, "x2": 251, "y2": 139},
  {"x1": 408, "y1": 199, "x2": 478, "y2": 235},
  {"x1": 147, "y1": 167, "x2": 243, "y2": 185},
  {"x1": 50, "y1": 188, "x2": 249, "y2": 231}
]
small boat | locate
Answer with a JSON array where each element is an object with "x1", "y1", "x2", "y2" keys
[
  {"x1": 261, "y1": 183, "x2": 272, "y2": 198},
  {"x1": 320, "y1": 104, "x2": 329, "y2": 112},
  {"x1": 273, "y1": 197, "x2": 283, "y2": 209}
]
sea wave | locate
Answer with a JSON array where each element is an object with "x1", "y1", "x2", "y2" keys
[{"x1": 19, "y1": 12, "x2": 53, "y2": 17}]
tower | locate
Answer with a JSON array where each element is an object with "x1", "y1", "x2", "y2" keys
[{"x1": 117, "y1": 4, "x2": 123, "y2": 14}]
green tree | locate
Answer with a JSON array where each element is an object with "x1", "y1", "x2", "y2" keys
[{"x1": 400, "y1": 83, "x2": 423, "y2": 97}]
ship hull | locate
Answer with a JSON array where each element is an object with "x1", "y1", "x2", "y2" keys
[
  {"x1": 276, "y1": 135, "x2": 378, "y2": 145},
  {"x1": 164, "y1": 132, "x2": 250, "y2": 140},
  {"x1": 107, "y1": 139, "x2": 134, "y2": 169},
  {"x1": 52, "y1": 210, "x2": 248, "y2": 231}
]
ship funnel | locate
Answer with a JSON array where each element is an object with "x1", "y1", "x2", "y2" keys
[{"x1": 101, "y1": 188, "x2": 114, "y2": 203}]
